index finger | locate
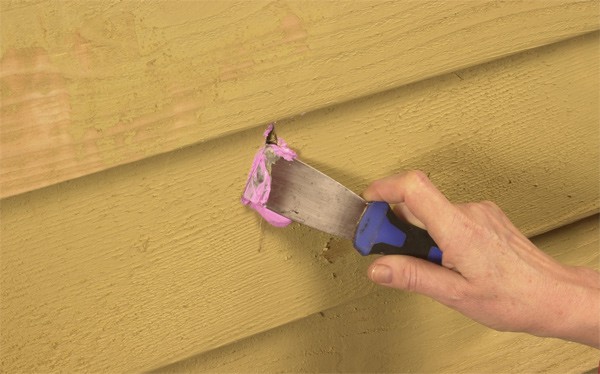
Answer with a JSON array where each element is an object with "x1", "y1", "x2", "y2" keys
[{"x1": 363, "y1": 171, "x2": 458, "y2": 241}]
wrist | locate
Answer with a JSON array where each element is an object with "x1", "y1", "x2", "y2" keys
[{"x1": 537, "y1": 265, "x2": 600, "y2": 348}]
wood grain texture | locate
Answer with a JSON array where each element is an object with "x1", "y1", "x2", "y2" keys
[
  {"x1": 1, "y1": 33, "x2": 599, "y2": 372},
  {"x1": 1, "y1": 0, "x2": 599, "y2": 198},
  {"x1": 155, "y1": 215, "x2": 600, "y2": 374}
]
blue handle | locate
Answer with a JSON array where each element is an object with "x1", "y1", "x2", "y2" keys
[{"x1": 353, "y1": 202, "x2": 442, "y2": 264}]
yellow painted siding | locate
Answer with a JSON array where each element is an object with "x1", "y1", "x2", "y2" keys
[
  {"x1": 156, "y1": 215, "x2": 600, "y2": 373},
  {"x1": 1, "y1": 1, "x2": 599, "y2": 372},
  {"x1": 1, "y1": 31, "x2": 599, "y2": 372},
  {"x1": 1, "y1": 0, "x2": 598, "y2": 197}
]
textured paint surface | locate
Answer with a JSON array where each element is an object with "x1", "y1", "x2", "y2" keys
[
  {"x1": 1, "y1": 1, "x2": 599, "y2": 198},
  {"x1": 1, "y1": 32, "x2": 598, "y2": 373},
  {"x1": 156, "y1": 215, "x2": 600, "y2": 373},
  {"x1": 241, "y1": 124, "x2": 296, "y2": 227}
]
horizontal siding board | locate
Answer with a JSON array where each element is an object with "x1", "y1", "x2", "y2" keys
[
  {"x1": 155, "y1": 215, "x2": 600, "y2": 373},
  {"x1": 0, "y1": 33, "x2": 599, "y2": 372},
  {"x1": 1, "y1": 0, "x2": 599, "y2": 198}
]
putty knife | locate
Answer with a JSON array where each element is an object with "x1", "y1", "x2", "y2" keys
[{"x1": 266, "y1": 159, "x2": 443, "y2": 264}]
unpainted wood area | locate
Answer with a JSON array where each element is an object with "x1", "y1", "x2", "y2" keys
[
  {"x1": 1, "y1": 33, "x2": 598, "y2": 373},
  {"x1": 156, "y1": 215, "x2": 600, "y2": 373},
  {"x1": 1, "y1": 0, "x2": 599, "y2": 198}
]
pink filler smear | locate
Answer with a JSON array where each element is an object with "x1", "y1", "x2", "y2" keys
[{"x1": 241, "y1": 124, "x2": 297, "y2": 227}]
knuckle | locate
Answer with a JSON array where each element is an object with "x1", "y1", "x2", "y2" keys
[
  {"x1": 478, "y1": 201, "x2": 512, "y2": 231},
  {"x1": 480, "y1": 200, "x2": 501, "y2": 213},
  {"x1": 406, "y1": 170, "x2": 429, "y2": 187},
  {"x1": 404, "y1": 170, "x2": 431, "y2": 197},
  {"x1": 460, "y1": 202, "x2": 480, "y2": 214},
  {"x1": 445, "y1": 284, "x2": 470, "y2": 307},
  {"x1": 399, "y1": 261, "x2": 420, "y2": 292}
]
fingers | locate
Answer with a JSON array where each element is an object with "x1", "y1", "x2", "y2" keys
[
  {"x1": 391, "y1": 203, "x2": 425, "y2": 229},
  {"x1": 363, "y1": 171, "x2": 459, "y2": 242},
  {"x1": 368, "y1": 255, "x2": 468, "y2": 307}
]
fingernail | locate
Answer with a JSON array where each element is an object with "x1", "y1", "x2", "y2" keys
[{"x1": 370, "y1": 264, "x2": 393, "y2": 284}]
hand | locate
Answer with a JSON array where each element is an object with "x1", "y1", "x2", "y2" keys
[{"x1": 363, "y1": 171, "x2": 600, "y2": 348}]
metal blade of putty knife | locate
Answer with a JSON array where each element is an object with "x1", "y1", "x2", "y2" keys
[
  {"x1": 266, "y1": 159, "x2": 367, "y2": 240},
  {"x1": 266, "y1": 158, "x2": 443, "y2": 263}
]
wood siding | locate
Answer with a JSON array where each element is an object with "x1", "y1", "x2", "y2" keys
[
  {"x1": 157, "y1": 215, "x2": 600, "y2": 373},
  {"x1": 1, "y1": 0, "x2": 599, "y2": 198},
  {"x1": 1, "y1": 2, "x2": 598, "y2": 373}
]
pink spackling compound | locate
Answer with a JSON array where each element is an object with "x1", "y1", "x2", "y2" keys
[{"x1": 241, "y1": 124, "x2": 297, "y2": 227}]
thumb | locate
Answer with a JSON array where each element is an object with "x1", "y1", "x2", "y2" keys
[{"x1": 368, "y1": 255, "x2": 467, "y2": 306}]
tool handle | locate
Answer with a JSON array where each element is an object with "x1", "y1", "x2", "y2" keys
[{"x1": 353, "y1": 201, "x2": 442, "y2": 264}]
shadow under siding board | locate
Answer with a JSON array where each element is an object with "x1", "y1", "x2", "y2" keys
[
  {"x1": 1, "y1": 33, "x2": 599, "y2": 373},
  {"x1": 1, "y1": 1, "x2": 599, "y2": 198},
  {"x1": 154, "y1": 215, "x2": 600, "y2": 373}
]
